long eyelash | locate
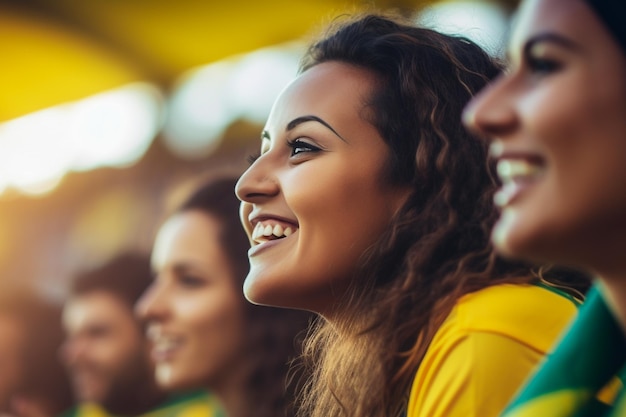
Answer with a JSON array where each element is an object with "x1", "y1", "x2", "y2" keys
[
  {"x1": 246, "y1": 152, "x2": 260, "y2": 165},
  {"x1": 286, "y1": 138, "x2": 322, "y2": 156},
  {"x1": 286, "y1": 138, "x2": 314, "y2": 149}
]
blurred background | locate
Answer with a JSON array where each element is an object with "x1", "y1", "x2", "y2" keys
[{"x1": 0, "y1": 0, "x2": 518, "y2": 299}]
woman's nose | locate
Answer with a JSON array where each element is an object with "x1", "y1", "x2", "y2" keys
[
  {"x1": 463, "y1": 75, "x2": 518, "y2": 140},
  {"x1": 235, "y1": 155, "x2": 280, "y2": 204},
  {"x1": 135, "y1": 282, "x2": 168, "y2": 322}
]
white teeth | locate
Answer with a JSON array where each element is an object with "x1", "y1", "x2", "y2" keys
[
  {"x1": 251, "y1": 222, "x2": 297, "y2": 242},
  {"x1": 251, "y1": 223, "x2": 263, "y2": 241},
  {"x1": 153, "y1": 338, "x2": 180, "y2": 351},
  {"x1": 493, "y1": 159, "x2": 544, "y2": 209},
  {"x1": 273, "y1": 224, "x2": 283, "y2": 236},
  {"x1": 489, "y1": 142, "x2": 504, "y2": 158},
  {"x1": 494, "y1": 182, "x2": 518, "y2": 208},
  {"x1": 493, "y1": 190, "x2": 508, "y2": 208},
  {"x1": 497, "y1": 160, "x2": 543, "y2": 183}
]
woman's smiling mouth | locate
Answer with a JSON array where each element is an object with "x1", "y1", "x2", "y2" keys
[
  {"x1": 251, "y1": 222, "x2": 295, "y2": 243},
  {"x1": 247, "y1": 218, "x2": 299, "y2": 257},
  {"x1": 147, "y1": 327, "x2": 184, "y2": 362},
  {"x1": 493, "y1": 158, "x2": 546, "y2": 208}
]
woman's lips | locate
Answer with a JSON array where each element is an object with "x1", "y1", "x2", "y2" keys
[
  {"x1": 246, "y1": 215, "x2": 299, "y2": 257},
  {"x1": 148, "y1": 328, "x2": 183, "y2": 362},
  {"x1": 248, "y1": 229, "x2": 297, "y2": 257},
  {"x1": 494, "y1": 158, "x2": 545, "y2": 208},
  {"x1": 151, "y1": 338, "x2": 182, "y2": 362}
]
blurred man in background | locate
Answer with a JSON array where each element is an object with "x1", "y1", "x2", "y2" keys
[
  {"x1": 0, "y1": 285, "x2": 74, "y2": 417},
  {"x1": 61, "y1": 253, "x2": 219, "y2": 417}
]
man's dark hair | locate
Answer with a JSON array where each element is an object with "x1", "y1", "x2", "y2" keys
[{"x1": 71, "y1": 253, "x2": 152, "y2": 307}]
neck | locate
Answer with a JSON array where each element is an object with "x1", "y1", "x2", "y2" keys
[
  {"x1": 106, "y1": 380, "x2": 167, "y2": 416},
  {"x1": 209, "y1": 361, "x2": 250, "y2": 417},
  {"x1": 214, "y1": 388, "x2": 247, "y2": 417},
  {"x1": 598, "y1": 275, "x2": 626, "y2": 335},
  {"x1": 572, "y1": 226, "x2": 626, "y2": 334}
]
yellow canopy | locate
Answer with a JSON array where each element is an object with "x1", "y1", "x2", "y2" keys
[{"x1": 0, "y1": 0, "x2": 423, "y2": 122}]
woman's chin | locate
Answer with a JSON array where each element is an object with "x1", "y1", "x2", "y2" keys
[
  {"x1": 492, "y1": 209, "x2": 541, "y2": 263},
  {"x1": 244, "y1": 273, "x2": 316, "y2": 312},
  {"x1": 492, "y1": 210, "x2": 519, "y2": 253},
  {"x1": 156, "y1": 365, "x2": 202, "y2": 392},
  {"x1": 242, "y1": 273, "x2": 268, "y2": 306},
  {"x1": 155, "y1": 363, "x2": 175, "y2": 388},
  {"x1": 243, "y1": 270, "x2": 288, "y2": 305},
  {"x1": 492, "y1": 210, "x2": 564, "y2": 266}
]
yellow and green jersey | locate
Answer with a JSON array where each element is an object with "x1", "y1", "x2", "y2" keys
[
  {"x1": 500, "y1": 284, "x2": 625, "y2": 417},
  {"x1": 407, "y1": 283, "x2": 581, "y2": 417},
  {"x1": 67, "y1": 390, "x2": 224, "y2": 417}
]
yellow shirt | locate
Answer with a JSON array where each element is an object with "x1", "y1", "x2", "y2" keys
[
  {"x1": 407, "y1": 284, "x2": 579, "y2": 417},
  {"x1": 73, "y1": 391, "x2": 223, "y2": 417}
]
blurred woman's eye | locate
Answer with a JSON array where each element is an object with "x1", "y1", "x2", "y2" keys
[
  {"x1": 177, "y1": 274, "x2": 206, "y2": 288},
  {"x1": 86, "y1": 324, "x2": 112, "y2": 339},
  {"x1": 524, "y1": 42, "x2": 564, "y2": 77},
  {"x1": 527, "y1": 56, "x2": 562, "y2": 75},
  {"x1": 287, "y1": 138, "x2": 321, "y2": 157}
]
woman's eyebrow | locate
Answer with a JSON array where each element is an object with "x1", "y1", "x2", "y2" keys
[
  {"x1": 523, "y1": 32, "x2": 580, "y2": 55},
  {"x1": 286, "y1": 115, "x2": 347, "y2": 142}
]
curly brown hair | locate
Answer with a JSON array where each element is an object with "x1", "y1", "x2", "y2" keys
[
  {"x1": 296, "y1": 13, "x2": 590, "y2": 417},
  {"x1": 179, "y1": 176, "x2": 313, "y2": 417}
]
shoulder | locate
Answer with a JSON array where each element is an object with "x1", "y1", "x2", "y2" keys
[
  {"x1": 444, "y1": 283, "x2": 578, "y2": 353},
  {"x1": 70, "y1": 405, "x2": 110, "y2": 417},
  {"x1": 141, "y1": 391, "x2": 225, "y2": 417},
  {"x1": 406, "y1": 283, "x2": 579, "y2": 417}
]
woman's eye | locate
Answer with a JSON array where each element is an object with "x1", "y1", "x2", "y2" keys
[
  {"x1": 527, "y1": 56, "x2": 562, "y2": 76},
  {"x1": 178, "y1": 274, "x2": 205, "y2": 288},
  {"x1": 287, "y1": 138, "x2": 321, "y2": 157}
]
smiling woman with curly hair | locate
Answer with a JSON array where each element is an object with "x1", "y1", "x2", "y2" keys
[{"x1": 236, "y1": 13, "x2": 590, "y2": 417}]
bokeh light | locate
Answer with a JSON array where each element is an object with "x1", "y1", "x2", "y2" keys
[
  {"x1": 0, "y1": 82, "x2": 163, "y2": 196},
  {"x1": 416, "y1": 0, "x2": 509, "y2": 57},
  {"x1": 162, "y1": 42, "x2": 303, "y2": 158}
]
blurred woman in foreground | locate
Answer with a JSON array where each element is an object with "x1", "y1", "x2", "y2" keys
[{"x1": 464, "y1": 0, "x2": 626, "y2": 415}]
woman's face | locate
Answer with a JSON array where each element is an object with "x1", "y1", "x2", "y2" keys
[
  {"x1": 136, "y1": 210, "x2": 247, "y2": 391},
  {"x1": 235, "y1": 61, "x2": 410, "y2": 315},
  {"x1": 463, "y1": 0, "x2": 626, "y2": 270}
]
